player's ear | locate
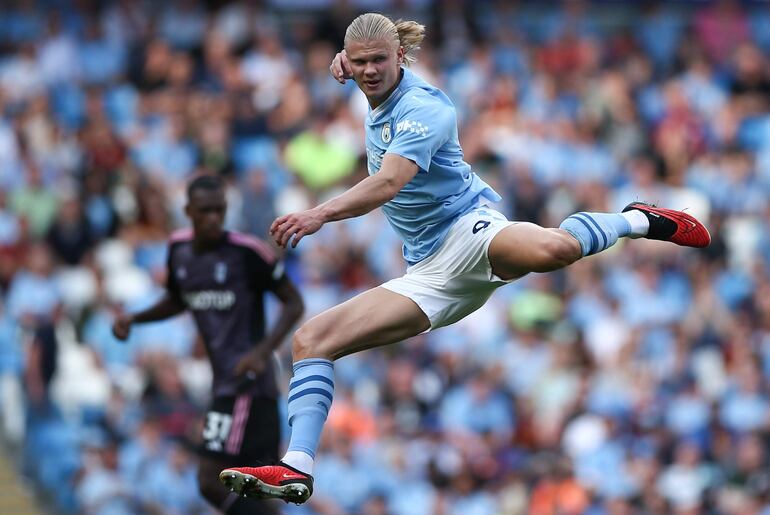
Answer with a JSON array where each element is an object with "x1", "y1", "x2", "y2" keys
[{"x1": 397, "y1": 46, "x2": 405, "y2": 65}]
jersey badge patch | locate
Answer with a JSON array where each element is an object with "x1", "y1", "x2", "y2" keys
[
  {"x1": 381, "y1": 122, "x2": 391, "y2": 143},
  {"x1": 215, "y1": 262, "x2": 228, "y2": 283}
]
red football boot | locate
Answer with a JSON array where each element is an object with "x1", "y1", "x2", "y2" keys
[
  {"x1": 623, "y1": 202, "x2": 711, "y2": 248},
  {"x1": 219, "y1": 462, "x2": 313, "y2": 504}
]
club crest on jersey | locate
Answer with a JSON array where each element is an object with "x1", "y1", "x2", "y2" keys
[
  {"x1": 381, "y1": 122, "x2": 391, "y2": 143},
  {"x1": 214, "y1": 262, "x2": 227, "y2": 283}
]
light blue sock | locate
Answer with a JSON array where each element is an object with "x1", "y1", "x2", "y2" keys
[
  {"x1": 286, "y1": 358, "x2": 334, "y2": 459},
  {"x1": 559, "y1": 212, "x2": 631, "y2": 257}
]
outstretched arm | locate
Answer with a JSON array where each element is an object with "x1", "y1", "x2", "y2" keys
[
  {"x1": 271, "y1": 154, "x2": 419, "y2": 248},
  {"x1": 112, "y1": 294, "x2": 186, "y2": 340}
]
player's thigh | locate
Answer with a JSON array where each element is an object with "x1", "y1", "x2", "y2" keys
[
  {"x1": 487, "y1": 222, "x2": 581, "y2": 280},
  {"x1": 295, "y1": 286, "x2": 431, "y2": 361}
]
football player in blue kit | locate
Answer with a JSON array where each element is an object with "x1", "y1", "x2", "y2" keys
[{"x1": 221, "y1": 13, "x2": 710, "y2": 504}]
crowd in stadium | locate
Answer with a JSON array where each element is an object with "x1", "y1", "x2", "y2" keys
[{"x1": 0, "y1": 0, "x2": 769, "y2": 513}]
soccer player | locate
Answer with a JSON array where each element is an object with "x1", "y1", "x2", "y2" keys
[
  {"x1": 112, "y1": 175, "x2": 304, "y2": 515},
  {"x1": 220, "y1": 13, "x2": 710, "y2": 504}
]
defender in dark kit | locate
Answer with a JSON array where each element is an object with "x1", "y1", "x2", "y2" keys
[{"x1": 113, "y1": 175, "x2": 304, "y2": 515}]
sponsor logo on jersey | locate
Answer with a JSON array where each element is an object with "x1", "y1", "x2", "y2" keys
[
  {"x1": 183, "y1": 290, "x2": 236, "y2": 310},
  {"x1": 396, "y1": 119, "x2": 427, "y2": 136}
]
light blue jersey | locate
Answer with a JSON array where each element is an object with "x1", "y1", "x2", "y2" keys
[{"x1": 365, "y1": 68, "x2": 501, "y2": 265}]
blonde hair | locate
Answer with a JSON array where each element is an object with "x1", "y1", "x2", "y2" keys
[{"x1": 344, "y1": 13, "x2": 425, "y2": 67}]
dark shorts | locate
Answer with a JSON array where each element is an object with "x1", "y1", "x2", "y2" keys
[{"x1": 199, "y1": 394, "x2": 280, "y2": 464}]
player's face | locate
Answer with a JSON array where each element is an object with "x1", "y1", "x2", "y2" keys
[
  {"x1": 186, "y1": 189, "x2": 227, "y2": 242},
  {"x1": 346, "y1": 38, "x2": 405, "y2": 108}
]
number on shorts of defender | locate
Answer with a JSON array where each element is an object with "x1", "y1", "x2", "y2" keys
[{"x1": 203, "y1": 412, "x2": 233, "y2": 451}]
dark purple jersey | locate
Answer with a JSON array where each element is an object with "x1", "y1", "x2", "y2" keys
[{"x1": 166, "y1": 229, "x2": 284, "y2": 398}]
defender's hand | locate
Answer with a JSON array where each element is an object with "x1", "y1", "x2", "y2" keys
[
  {"x1": 330, "y1": 50, "x2": 352, "y2": 84},
  {"x1": 270, "y1": 209, "x2": 324, "y2": 248},
  {"x1": 112, "y1": 314, "x2": 133, "y2": 341},
  {"x1": 234, "y1": 347, "x2": 271, "y2": 377}
]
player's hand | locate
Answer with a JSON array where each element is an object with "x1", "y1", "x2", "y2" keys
[
  {"x1": 111, "y1": 313, "x2": 133, "y2": 341},
  {"x1": 270, "y1": 208, "x2": 324, "y2": 249},
  {"x1": 234, "y1": 347, "x2": 271, "y2": 377},
  {"x1": 330, "y1": 49, "x2": 352, "y2": 84}
]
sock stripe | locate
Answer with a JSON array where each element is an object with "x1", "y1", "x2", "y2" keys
[
  {"x1": 286, "y1": 359, "x2": 335, "y2": 459},
  {"x1": 575, "y1": 213, "x2": 607, "y2": 251},
  {"x1": 290, "y1": 374, "x2": 335, "y2": 390},
  {"x1": 293, "y1": 359, "x2": 334, "y2": 373},
  {"x1": 567, "y1": 215, "x2": 598, "y2": 254},
  {"x1": 288, "y1": 387, "x2": 334, "y2": 405}
]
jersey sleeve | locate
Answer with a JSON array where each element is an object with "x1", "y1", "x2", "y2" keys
[{"x1": 385, "y1": 98, "x2": 455, "y2": 172}]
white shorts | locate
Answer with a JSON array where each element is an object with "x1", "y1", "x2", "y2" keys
[{"x1": 381, "y1": 207, "x2": 515, "y2": 330}]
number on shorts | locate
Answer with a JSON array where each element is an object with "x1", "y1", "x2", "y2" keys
[
  {"x1": 472, "y1": 220, "x2": 491, "y2": 234},
  {"x1": 202, "y1": 411, "x2": 233, "y2": 451}
]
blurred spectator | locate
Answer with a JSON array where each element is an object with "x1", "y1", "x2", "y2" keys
[
  {"x1": 9, "y1": 162, "x2": 58, "y2": 238},
  {"x1": 285, "y1": 114, "x2": 360, "y2": 190},
  {"x1": 0, "y1": 188, "x2": 21, "y2": 247},
  {"x1": 140, "y1": 357, "x2": 199, "y2": 440},
  {"x1": 46, "y1": 192, "x2": 94, "y2": 265},
  {"x1": 76, "y1": 438, "x2": 137, "y2": 515},
  {"x1": 529, "y1": 454, "x2": 589, "y2": 515},
  {"x1": 136, "y1": 441, "x2": 209, "y2": 514},
  {"x1": 655, "y1": 440, "x2": 715, "y2": 511},
  {"x1": 5, "y1": 242, "x2": 60, "y2": 323},
  {"x1": 24, "y1": 322, "x2": 58, "y2": 408},
  {"x1": 728, "y1": 43, "x2": 770, "y2": 118},
  {"x1": 694, "y1": 0, "x2": 750, "y2": 65}
]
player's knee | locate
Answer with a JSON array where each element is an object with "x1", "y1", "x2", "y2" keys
[
  {"x1": 292, "y1": 321, "x2": 330, "y2": 361},
  {"x1": 540, "y1": 232, "x2": 581, "y2": 270}
]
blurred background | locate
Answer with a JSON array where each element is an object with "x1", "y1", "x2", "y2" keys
[{"x1": 0, "y1": 0, "x2": 769, "y2": 513}]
